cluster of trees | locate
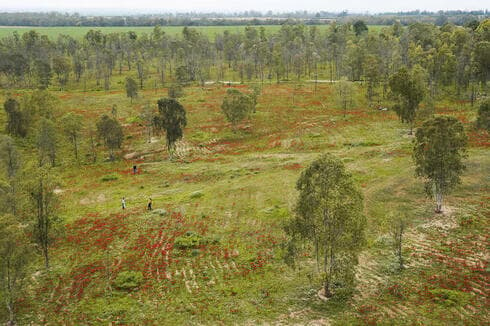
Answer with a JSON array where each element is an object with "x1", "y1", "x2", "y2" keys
[{"x1": 0, "y1": 19, "x2": 488, "y2": 102}]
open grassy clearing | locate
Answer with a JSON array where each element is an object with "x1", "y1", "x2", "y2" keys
[
  {"x1": 0, "y1": 80, "x2": 488, "y2": 324},
  {"x1": 0, "y1": 24, "x2": 386, "y2": 39}
]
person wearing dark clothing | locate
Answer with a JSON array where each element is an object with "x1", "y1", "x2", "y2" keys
[
  {"x1": 147, "y1": 198, "x2": 152, "y2": 211},
  {"x1": 133, "y1": 165, "x2": 137, "y2": 174}
]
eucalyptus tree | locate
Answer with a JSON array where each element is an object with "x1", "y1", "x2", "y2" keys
[
  {"x1": 125, "y1": 77, "x2": 138, "y2": 103},
  {"x1": 3, "y1": 98, "x2": 28, "y2": 138},
  {"x1": 0, "y1": 135, "x2": 21, "y2": 215},
  {"x1": 36, "y1": 118, "x2": 58, "y2": 167},
  {"x1": 476, "y1": 99, "x2": 490, "y2": 130},
  {"x1": 26, "y1": 164, "x2": 59, "y2": 269},
  {"x1": 389, "y1": 67, "x2": 425, "y2": 134},
  {"x1": 60, "y1": 113, "x2": 84, "y2": 161},
  {"x1": 52, "y1": 55, "x2": 71, "y2": 90},
  {"x1": 0, "y1": 214, "x2": 33, "y2": 325},
  {"x1": 285, "y1": 154, "x2": 366, "y2": 298},
  {"x1": 154, "y1": 98, "x2": 187, "y2": 158},
  {"x1": 96, "y1": 115, "x2": 124, "y2": 161},
  {"x1": 413, "y1": 116, "x2": 468, "y2": 213},
  {"x1": 221, "y1": 88, "x2": 254, "y2": 131},
  {"x1": 334, "y1": 78, "x2": 356, "y2": 118}
]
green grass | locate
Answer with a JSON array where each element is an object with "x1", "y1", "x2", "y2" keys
[
  {"x1": 0, "y1": 24, "x2": 387, "y2": 39},
  {"x1": 0, "y1": 78, "x2": 487, "y2": 325}
]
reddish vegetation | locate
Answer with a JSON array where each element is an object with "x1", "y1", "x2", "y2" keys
[
  {"x1": 468, "y1": 130, "x2": 489, "y2": 147},
  {"x1": 283, "y1": 163, "x2": 303, "y2": 170},
  {"x1": 38, "y1": 208, "x2": 282, "y2": 323}
]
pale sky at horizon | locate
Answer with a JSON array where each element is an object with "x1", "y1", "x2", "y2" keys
[{"x1": 0, "y1": 0, "x2": 487, "y2": 14}]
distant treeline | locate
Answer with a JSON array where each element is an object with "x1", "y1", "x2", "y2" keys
[
  {"x1": 0, "y1": 10, "x2": 488, "y2": 27},
  {"x1": 1, "y1": 19, "x2": 488, "y2": 104}
]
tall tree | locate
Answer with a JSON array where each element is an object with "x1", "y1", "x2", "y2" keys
[
  {"x1": 285, "y1": 154, "x2": 366, "y2": 298},
  {"x1": 96, "y1": 115, "x2": 123, "y2": 161},
  {"x1": 60, "y1": 113, "x2": 84, "y2": 161},
  {"x1": 154, "y1": 98, "x2": 187, "y2": 158},
  {"x1": 34, "y1": 59, "x2": 52, "y2": 89},
  {"x1": 221, "y1": 88, "x2": 254, "y2": 131},
  {"x1": 390, "y1": 214, "x2": 406, "y2": 271},
  {"x1": 0, "y1": 214, "x2": 33, "y2": 325},
  {"x1": 52, "y1": 55, "x2": 71, "y2": 91},
  {"x1": 0, "y1": 136, "x2": 21, "y2": 216},
  {"x1": 125, "y1": 77, "x2": 138, "y2": 103},
  {"x1": 3, "y1": 99, "x2": 28, "y2": 138},
  {"x1": 413, "y1": 116, "x2": 468, "y2": 213},
  {"x1": 36, "y1": 118, "x2": 58, "y2": 167},
  {"x1": 27, "y1": 165, "x2": 59, "y2": 269},
  {"x1": 389, "y1": 67, "x2": 425, "y2": 134},
  {"x1": 476, "y1": 99, "x2": 490, "y2": 130},
  {"x1": 353, "y1": 20, "x2": 368, "y2": 36},
  {"x1": 140, "y1": 103, "x2": 154, "y2": 144},
  {"x1": 334, "y1": 78, "x2": 356, "y2": 118}
]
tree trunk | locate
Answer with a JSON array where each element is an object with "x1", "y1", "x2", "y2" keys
[{"x1": 435, "y1": 191, "x2": 443, "y2": 213}]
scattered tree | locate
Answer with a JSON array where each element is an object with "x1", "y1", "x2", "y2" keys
[
  {"x1": 353, "y1": 20, "x2": 368, "y2": 36},
  {"x1": 390, "y1": 214, "x2": 406, "y2": 271},
  {"x1": 0, "y1": 214, "x2": 33, "y2": 325},
  {"x1": 285, "y1": 154, "x2": 366, "y2": 298},
  {"x1": 27, "y1": 165, "x2": 59, "y2": 269},
  {"x1": 413, "y1": 116, "x2": 468, "y2": 213},
  {"x1": 334, "y1": 78, "x2": 356, "y2": 118},
  {"x1": 0, "y1": 136, "x2": 21, "y2": 215},
  {"x1": 60, "y1": 113, "x2": 84, "y2": 161},
  {"x1": 36, "y1": 118, "x2": 58, "y2": 167},
  {"x1": 476, "y1": 99, "x2": 489, "y2": 130},
  {"x1": 154, "y1": 98, "x2": 187, "y2": 158},
  {"x1": 141, "y1": 103, "x2": 155, "y2": 143},
  {"x1": 221, "y1": 89, "x2": 254, "y2": 131},
  {"x1": 52, "y1": 55, "x2": 71, "y2": 90},
  {"x1": 389, "y1": 67, "x2": 425, "y2": 134},
  {"x1": 125, "y1": 77, "x2": 138, "y2": 103},
  {"x1": 3, "y1": 99, "x2": 28, "y2": 138},
  {"x1": 96, "y1": 115, "x2": 124, "y2": 161}
]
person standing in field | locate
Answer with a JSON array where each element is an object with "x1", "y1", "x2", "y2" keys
[
  {"x1": 147, "y1": 198, "x2": 152, "y2": 211},
  {"x1": 133, "y1": 165, "x2": 137, "y2": 174},
  {"x1": 121, "y1": 197, "x2": 126, "y2": 210}
]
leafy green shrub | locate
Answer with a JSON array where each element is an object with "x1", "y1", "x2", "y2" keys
[
  {"x1": 113, "y1": 271, "x2": 144, "y2": 291},
  {"x1": 430, "y1": 288, "x2": 470, "y2": 307},
  {"x1": 101, "y1": 174, "x2": 118, "y2": 182},
  {"x1": 174, "y1": 231, "x2": 217, "y2": 249},
  {"x1": 190, "y1": 190, "x2": 203, "y2": 199},
  {"x1": 126, "y1": 116, "x2": 142, "y2": 124}
]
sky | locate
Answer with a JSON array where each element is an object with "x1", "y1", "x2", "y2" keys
[{"x1": 0, "y1": 0, "x2": 487, "y2": 14}]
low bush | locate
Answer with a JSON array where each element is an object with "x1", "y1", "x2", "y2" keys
[
  {"x1": 113, "y1": 271, "x2": 144, "y2": 291},
  {"x1": 101, "y1": 174, "x2": 119, "y2": 182}
]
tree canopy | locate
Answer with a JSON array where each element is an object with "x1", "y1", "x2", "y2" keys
[
  {"x1": 96, "y1": 115, "x2": 124, "y2": 161},
  {"x1": 285, "y1": 154, "x2": 366, "y2": 298},
  {"x1": 221, "y1": 89, "x2": 255, "y2": 131},
  {"x1": 389, "y1": 67, "x2": 425, "y2": 134},
  {"x1": 154, "y1": 98, "x2": 187, "y2": 157},
  {"x1": 413, "y1": 116, "x2": 468, "y2": 213}
]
